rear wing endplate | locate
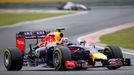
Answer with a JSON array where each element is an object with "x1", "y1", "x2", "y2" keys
[{"x1": 16, "y1": 30, "x2": 47, "y2": 53}]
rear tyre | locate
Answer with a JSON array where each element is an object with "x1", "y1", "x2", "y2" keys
[
  {"x1": 53, "y1": 46, "x2": 71, "y2": 71},
  {"x1": 103, "y1": 45, "x2": 123, "y2": 70},
  {"x1": 4, "y1": 48, "x2": 23, "y2": 71}
]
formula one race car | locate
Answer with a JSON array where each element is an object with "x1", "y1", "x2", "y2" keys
[
  {"x1": 4, "y1": 28, "x2": 131, "y2": 71},
  {"x1": 57, "y1": 2, "x2": 90, "y2": 11}
]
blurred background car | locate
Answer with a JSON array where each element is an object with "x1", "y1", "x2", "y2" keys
[{"x1": 57, "y1": 1, "x2": 90, "y2": 11}]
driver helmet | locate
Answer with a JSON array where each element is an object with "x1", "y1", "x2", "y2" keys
[
  {"x1": 56, "y1": 37, "x2": 70, "y2": 46},
  {"x1": 61, "y1": 37, "x2": 70, "y2": 46}
]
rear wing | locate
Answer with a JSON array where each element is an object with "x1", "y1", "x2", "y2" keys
[
  {"x1": 16, "y1": 30, "x2": 47, "y2": 53},
  {"x1": 16, "y1": 31, "x2": 47, "y2": 39}
]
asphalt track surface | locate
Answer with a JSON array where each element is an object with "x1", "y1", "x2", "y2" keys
[{"x1": 0, "y1": 6, "x2": 134, "y2": 75}]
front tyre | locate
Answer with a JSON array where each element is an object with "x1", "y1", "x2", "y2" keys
[
  {"x1": 53, "y1": 46, "x2": 71, "y2": 71},
  {"x1": 4, "y1": 48, "x2": 23, "y2": 71},
  {"x1": 103, "y1": 45, "x2": 123, "y2": 70}
]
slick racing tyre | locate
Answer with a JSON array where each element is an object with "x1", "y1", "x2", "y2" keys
[
  {"x1": 4, "y1": 48, "x2": 23, "y2": 71},
  {"x1": 103, "y1": 45, "x2": 123, "y2": 70},
  {"x1": 53, "y1": 46, "x2": 71, "y2": 71}
]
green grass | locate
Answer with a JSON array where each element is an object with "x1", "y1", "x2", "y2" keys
[
  {"x1": 0, "y1": 12, "x2": 73, "y2": 26},
  {"x1": 100, "y1": 27, "x2": 134, "y2": 49}
]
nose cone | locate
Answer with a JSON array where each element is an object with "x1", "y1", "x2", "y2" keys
[{"x1": 93, "y1": 53, "x2": 107, "y2": 60}]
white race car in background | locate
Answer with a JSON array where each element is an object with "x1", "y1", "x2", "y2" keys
[{"x1": 57, "y1": 2, "x2": 90, "y2": 11}]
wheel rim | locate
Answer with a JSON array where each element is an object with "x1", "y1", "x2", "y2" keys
[
  {"x1": 4, "y1": 51, "x2": 10, "y2": 66},
  {"x1": 53, "y1": 52, "x2": 60, "y2": 67},
  {"x1": 104, "y1": 48, "x2": 112, "y2": 59}
]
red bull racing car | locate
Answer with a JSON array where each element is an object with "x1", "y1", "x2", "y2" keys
[{"x1": 4, "y1": 28, "x2": 131, "y2": 71}]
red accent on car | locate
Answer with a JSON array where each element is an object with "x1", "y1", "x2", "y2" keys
[
  {"x1": 90, "y1": 54, "x2": 94, "y2": 59},
  {"x1": 38, "y1": 35, "x2": 55, "y2": 47},
  {"x1": 65, "y1": 61, "x2": 76, "y2": 69},
  {"x1": 70, "y1": 49, "x2": 82, "y2": 53},
  {"x1": 70, "y1": 49, "x2": 76, "y2": 53},
  {"x1": 16, "y1": 37, "x2": 25, "y2": 53}
]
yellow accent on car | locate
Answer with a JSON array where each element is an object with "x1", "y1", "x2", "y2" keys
[
  {"x1": 93, "y1": 53, "x2": 107, "y2": 60},
  {"x1": 54, "y1": 32, "x2": 64, "y2": 42}
]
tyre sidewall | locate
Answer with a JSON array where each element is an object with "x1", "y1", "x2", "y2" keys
[
  {"x1": 4, "y1": 48, "x2": 23, "y2": 71},
  {"x1": 53, "y1": 48, "x2": 63, "y2": 70}
]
